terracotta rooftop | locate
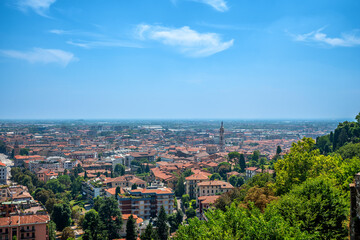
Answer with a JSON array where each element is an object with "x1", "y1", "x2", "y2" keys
[{"x1": 0, "y1": 215, "x2": 50, "y2": 227}]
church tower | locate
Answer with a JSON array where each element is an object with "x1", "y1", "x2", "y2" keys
[
  {"x1": 13, "y1": 140, "x2": 20, "y2": 156},
  {"x1": 219, "y1": 121, "x2": 225, "y2": 152}
]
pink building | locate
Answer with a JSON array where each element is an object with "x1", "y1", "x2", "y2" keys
[{"x1": 0, "y1": 215, "x2": 50, "y2": 240}]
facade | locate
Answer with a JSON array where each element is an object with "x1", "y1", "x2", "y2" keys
[
  {"x1": 245, "y1": 167, "x2": 258, "y2": 179},
  {"x1": 28, "y1": 159, "x2": 61, "y2": 173},
  {"x1": 117, "y1": 187, "x2": 174, "y2": 219},
  {"x1": 350, "y1": 172, "x2": 360, "y2": 239},
  {"x1": 198, "y1": 195, "x2": 220, "y2": 220},
  {"x1": 196, "y1": 180, "x2": 233, "y2": 204},
  {"x1": 68, "y1": 151, "x2": 97, "y2": 160},
  {"x1": 63, "y1": 159, "x2": 78, "y2": 170},
  {"x1": 0, "y1": 215, "x2": 50, "y2": 240},
  {"x1": 185, "y1": 173, "x2": 210, "y2": 199},
  {"x1": 82, "y1": 179, "x2": 105, "y2": 202},
  {"x1": 14, "y1": 155, "x2": 44, "y2": 168},
  {"x1": 206, "y1": 145, "x2": 218, "y2": 155},
  {"x1": 119, "y1": 214, "x2": 143, "y2": 237},
  {"x1": 104, "y1": 175, "x2": 146, "y2": 189},
  {"x1": 0, "y1": 162, "x2": 7, "y2": 184}
]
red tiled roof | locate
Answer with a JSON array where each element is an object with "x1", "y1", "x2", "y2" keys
[{"x1": 0, "y1": 215, "x2": 50, "y2": 227}]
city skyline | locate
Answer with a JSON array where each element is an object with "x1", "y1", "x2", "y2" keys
[{"x1": 1, "y1": 0, "x2": 359, "y2": 119}]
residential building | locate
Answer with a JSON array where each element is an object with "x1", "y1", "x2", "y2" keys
[
  {"x1": 198, "y1": 195, "x2": 220, "y2": 220},
  {"x1": 104, "y1": 175, "x2": 146, "y2": 189},
  {"x1": 63, "y1": 159, "x2": 78, "y2": 170},
  {"x1": 196, "y1": 180, "x2": 233, "y2": 204},
  {"x1": 185, "y1": 172, "x2": 210, "y2": 199},
  {"x1": 119, "y1": 214, "x2": 143, "y2": 237},
  {"x1": 117, "y1": 187, "x2": 174, "y2": 219},
  {"x1": 0, "y1": 162, "x2": 7, "y2": 184},
  {"x1": 245, "y1": 167, "x2": 258, "y2": 179},
  {"x1": 82, "y1": 179, "x2": 105, "y2": 202},
  {"x1": 0, "y1": 214, "x2": 50, "y2": 240}
]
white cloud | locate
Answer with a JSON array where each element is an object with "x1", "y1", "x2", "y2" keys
[
  {"x1": 172, "y1": 0, "x2": 228, "y2": 12},
  {"x1": 292, "y1": 28, "x2": 360, "y2": 47},
  {"x1": 192, "y1": 0, "x2": 228, "y2": 12},
  {"x1": 67, "y1": 40, "x2": 142, "y2": 49},
  {"x1": 0, "y1": 48, "x2": 77, "y2": 66},
  {"x1": 17, "y1": 0, "x2": 56, "y2": 16},
  {"x1": 136, "y1": 24, "x2": 234, "y2": 57}
]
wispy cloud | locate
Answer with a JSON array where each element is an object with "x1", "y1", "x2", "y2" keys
[
  {"x1": 172, "y1": 0, "x2": 228, "y2": 12},
  {"x1": 291, "y1": 28, "x2": 360, "y2": 47},
  {"x1": 67, "y1": 40, "x2": 142, "y2": 49},
  {"x1": 49, "y1": 29, "x2": 141, "y2": 49},
  {"x1": 0, "y1": 48, "x2": 77, "y2": 66},
  {"x1": 136, "y1": 24, "x2": 234, "y2": 57},
  {"x1": 192, "y1": 0, "x2": 228, "y2": 12},
  {"x1": 16, "y1": 0, "x2": 56, "y2": 16}
]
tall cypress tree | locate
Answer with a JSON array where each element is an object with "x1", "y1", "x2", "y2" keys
[
  {"x1": 140, "y1": 223, "x2": 155, "y2": 240},
  {"x1": 157, "y1": 206, "x2": 169, "y2": 240},
  {"x1": 126, "y1": 215, "x2": 137, "y2": 240},
  {"x1": 239, "y1": 154, "x2": 246, "y2": 172}
]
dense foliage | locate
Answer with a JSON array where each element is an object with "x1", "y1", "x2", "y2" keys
[{"x1": 176, "y1": 113, "x2": 360, "y2": 239}]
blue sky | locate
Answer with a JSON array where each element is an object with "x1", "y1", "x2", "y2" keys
[{"x1": 0, "y1": 0, "x2": 359, "y2": 119}]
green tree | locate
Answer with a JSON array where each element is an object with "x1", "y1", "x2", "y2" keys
[
  {"x1": 126, "y1": 215, "x2": 137, "y2": 240},
  {"x1": 276, "y1": 146, "x2": 282, "y2": 155},
  {"x1": 114, "y1": 164, "x2": 125, "y2": 177},
  {"x1": 61, "y1": 227, "x2": 75, "y2": 240},
  {"x1": 239, "y1": 154, "x2": 246, "y2": 172},
  {"x1": 157, "y1": 206, "x2": 169, "y2": 240},
  {"x1": 175, "y1": 175, "x2": 185, "y2": 197},
  {"x1": 140, "y1": 223, "x2": 156, "y2": 240},
  {"x1": 269, "y1": 177, "x2": 348, "y2": 239},
  {"x1": 228, "y1": 175, "x2": 244, "y2": 187},
  {"x1": 336, "y1": 142, "x2": 360, "y2": 159},
  {"x1": 82, "y1": 209, "x2": 105, "y2": 240},
  {"x1": 181, "y1": 194, "x2": 190, "y2": 208},
  {"x1": 51, "y1": 203, "x2": 71, "y2": 231},
  {"x1": 58, "y1": 175, "x2": 71, "y2": 189},
  {"x1": 185, "y1": 207, "x2": 196, "y2": 219},
  {"x1": 35, "y1": 188, "x2": 54, "y2": 205},
  {"x1": 210, "y1": 173, "x2": 221, "y2": 181},
  {"x1": 131, "y1": 183, "x2": 138, "y2": 190},
  {"x1": 274, "y1": 138, "x2": 318, "y2": 195},
  {"x1": 182, "y1": 169, "x2": 193, "y2": 177},
  {"x1": 228, "y1": 152, "x2": 240, "y2": 163},
  {"x1": 174, "y1": 203, "x2": 309, "y2": 240},
  {"x1": 45, "y1": 198, "x2": 59, "y2": 214},
  {"x1": 116, "y1": 186, "x2": 121, "y2": 196},
  {"x1": 46, "y1": 179, "x2": 65, "y2": 194},
  {"x1": 217, "y1": 162, "x2": 231, "y2": 179},
  {"x1": 98, "y1": 197, "x2": 123, "y2": 240},
  {"x1": 19, "y1": 148, "x2": 29, "y2": 156},
  {"x1": 48, "y1": 221, "x2": 57, "y2": 240}
]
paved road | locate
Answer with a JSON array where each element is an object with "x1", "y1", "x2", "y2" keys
[{"x1": 0, "y1": 153, "x2": 13, "y2": 181}]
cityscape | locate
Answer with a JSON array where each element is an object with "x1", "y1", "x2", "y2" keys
[{"x1": 1, "y1": 0, "x2": 360, "y2": 239}]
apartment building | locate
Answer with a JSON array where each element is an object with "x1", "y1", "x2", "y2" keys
[
  {"x1": 0, "y1": 162, "x2": 7, "y2": 184},
  {"x1": 0, "y1": 215, "x2": 50, "y2": 240},
  {"x1": 82, "y1": 179, "x2": 105, "y2": 202},
  {"x1": 117, "y1": 187, "x2": 174, "y2": 220},
  {"x1": 104, "y1": 175, "x2": 146, "y2": 189},
  {"x1": 196, "y1": 180, "x2": 233, "y2": 204},
  {"x1": 185, "y1": 172, "x2": 210, "y2": 199}
]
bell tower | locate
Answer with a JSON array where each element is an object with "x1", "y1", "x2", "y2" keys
[{"x1": 219, "y1": 121, "x2": 225, "y2": 152}]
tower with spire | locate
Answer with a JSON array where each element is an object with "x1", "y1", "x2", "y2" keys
[{"x1": 219, "y1": 121, "x2": 225, "y2": 152}]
